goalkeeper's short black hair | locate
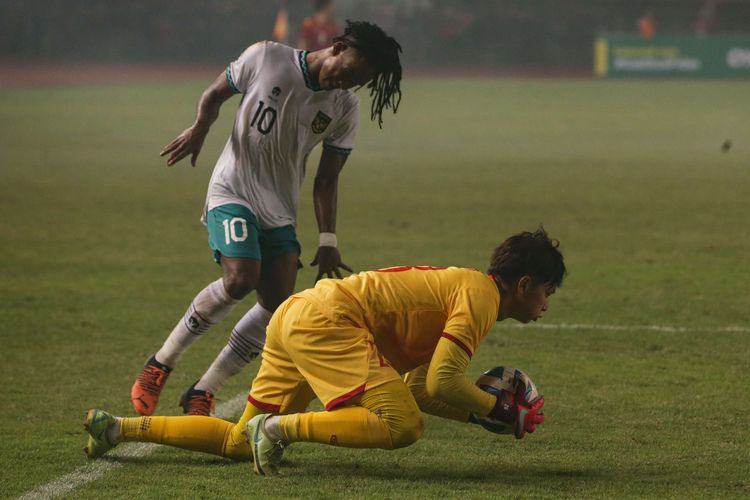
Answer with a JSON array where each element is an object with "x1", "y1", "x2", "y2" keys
[
  {"x1": 488, "y1": 227, "x2": 567, "y2": 288},
  {"x1": 334, "y1": 20, "x2": 402, "y2": 128}
]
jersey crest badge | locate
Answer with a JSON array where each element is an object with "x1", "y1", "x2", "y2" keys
[{"x1": 311, "y1": 111, "x2": 332, "y2": 134}]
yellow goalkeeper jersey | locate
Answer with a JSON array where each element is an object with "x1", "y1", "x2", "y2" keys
[{"x1": 297, "y1": 266, "x2": 500, "y2": 374}]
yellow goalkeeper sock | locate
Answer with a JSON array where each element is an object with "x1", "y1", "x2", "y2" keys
[
  {"x1": 222, "y1": 402, "x2": 266, "y2": 460},
  {"x1": 120, "y1": 415, "x2": 237, "y2": 458}
]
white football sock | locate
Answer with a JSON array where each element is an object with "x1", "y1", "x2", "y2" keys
[
  {"x1": 155, "y1": 278, "x2": 240, "y2": 368},
  {"x1": 194, "y1": 302, "x2": 272, "y2": 393}
]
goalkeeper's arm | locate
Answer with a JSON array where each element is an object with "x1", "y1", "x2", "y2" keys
[
  {"x1": 423, "y1": 337, "x2": 496, "y2": 417},
  {"x1": 404, "y1": 364, "x2": 469, "y2": 422},
  {"x1": 409, "y1": 338, "x2": 546, "y2": 437}
]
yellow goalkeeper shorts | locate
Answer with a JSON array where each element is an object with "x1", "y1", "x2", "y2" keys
[{"x1": 248, "y1": 296, "x2": 400, "y2": 413}]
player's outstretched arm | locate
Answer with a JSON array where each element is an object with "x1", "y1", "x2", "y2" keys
[
  {"x1": 160, "y1": 73, "x2": 236, "y2": 167},
  {"x1": 310, "y1": 149, "x2": 353, "y2": 281}
]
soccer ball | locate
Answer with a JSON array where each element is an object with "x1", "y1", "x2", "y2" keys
[{"x1": 472, "y1": 366, "x2": 540, "y2": 434}]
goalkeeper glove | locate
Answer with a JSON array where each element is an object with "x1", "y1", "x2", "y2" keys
[{"x1": 514, "y1": 396, "x2": 545, "y2": 439}]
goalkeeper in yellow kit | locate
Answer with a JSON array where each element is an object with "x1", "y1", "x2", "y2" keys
[{"x1": 84, "y1": 228, "x2": 565, "y2": 475}]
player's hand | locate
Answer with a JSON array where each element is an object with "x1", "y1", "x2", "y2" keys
[
  {"x1": 160, "y1": 124, "x2": 209, "y2": 167},
  {"x1": 514, "y1": 396, "x2": 545, "y2": 439},
  {"x1": 310, "y1": 246, "x2": 353, "y2": 282}
]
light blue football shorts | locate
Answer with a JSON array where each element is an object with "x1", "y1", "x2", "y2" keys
[{"x1": 206, "y1": 203, "x2": 301, "y2": 264}]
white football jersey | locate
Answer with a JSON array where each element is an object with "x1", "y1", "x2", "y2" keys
[{"x1": 205, "y1": 41, "x2": 359, "y2": 229}]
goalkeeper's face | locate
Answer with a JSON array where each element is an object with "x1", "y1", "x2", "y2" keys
[{"x1": 515, "y1": 277, "x2": 555, "y2": 323}]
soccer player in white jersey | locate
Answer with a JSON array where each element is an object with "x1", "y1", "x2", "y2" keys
[{"x1": 131, "y1": 20, "x2": 403, "y2": 416}]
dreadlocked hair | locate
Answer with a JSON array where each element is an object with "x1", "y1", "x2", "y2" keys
[{"x1": 334, "y1": 20, "x2": 402, "y2": 128}]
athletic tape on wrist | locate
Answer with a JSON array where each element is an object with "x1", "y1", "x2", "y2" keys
[{"x1": 319, "y1": 232, "x2": 337, "y2": 247}]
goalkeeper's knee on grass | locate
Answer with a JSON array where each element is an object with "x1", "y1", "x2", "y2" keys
[
  {"x1": 273, "y1": 380, "x2": 425, "y2": 450},
  {"x1": 386, "y1": 411, "x2": 424, "y2": 449}
]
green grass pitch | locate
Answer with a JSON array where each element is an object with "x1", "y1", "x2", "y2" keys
[{"x1": 1, "y1": 77, "x2": 749, "y2": 498}]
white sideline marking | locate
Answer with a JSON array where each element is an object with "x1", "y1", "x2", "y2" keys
[
  {"x1": 504, "y1": 322, "x2": 750, "y2": 333},
  {"x1": 17, "y1": 393, "x2": 247, "y2": 500}
]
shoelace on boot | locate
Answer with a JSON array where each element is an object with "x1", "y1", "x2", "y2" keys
[
  {"x1": 135, "y1": 366, "x2": 168, "y2": 395},
  {"x1": 186, "y1": 393, "x2": 214, "y2": 416}
]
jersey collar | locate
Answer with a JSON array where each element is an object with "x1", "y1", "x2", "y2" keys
[{"x1": 298, "y1": 50, "x2": 322, "y2": 92}]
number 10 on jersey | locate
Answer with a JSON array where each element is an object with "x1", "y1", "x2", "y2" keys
[{"x1": 250, "y1": 100, "x2": 277, "y2": 135}]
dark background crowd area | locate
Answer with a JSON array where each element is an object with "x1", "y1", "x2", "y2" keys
[{"x1": 2, "y1": 0, "x2": 749, "y2": 70}]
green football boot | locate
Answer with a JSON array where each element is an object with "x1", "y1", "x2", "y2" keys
[
  {"x1": 83, "y1": 409, "x2": 117, "y2": 459},
  {"x1": 246, "y1": 414, "x2": 286, "y2": 476}
]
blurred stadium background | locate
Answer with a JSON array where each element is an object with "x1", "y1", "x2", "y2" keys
[{"x1": 2, "y1": 0, "x2": 750, "y2": 72}]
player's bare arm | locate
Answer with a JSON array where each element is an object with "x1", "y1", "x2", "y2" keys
[
  {"x1": 160, "y1": 73, "x2": 236, "y2": 167},
  {"x1": 310, "y1": 148, "x2": 353, "y2": 281}
]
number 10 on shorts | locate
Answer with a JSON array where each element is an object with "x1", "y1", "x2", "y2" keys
[{"x1": 222, "y1": 217, "x2": 249, "y2": 244}]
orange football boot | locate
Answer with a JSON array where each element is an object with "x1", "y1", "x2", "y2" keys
[
  {"x1": 179, "y1": 381, "x2": 215, "y2": 416},
  {"x1": 131, "y1": 355, "x2": 172, "y2": 416}
]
